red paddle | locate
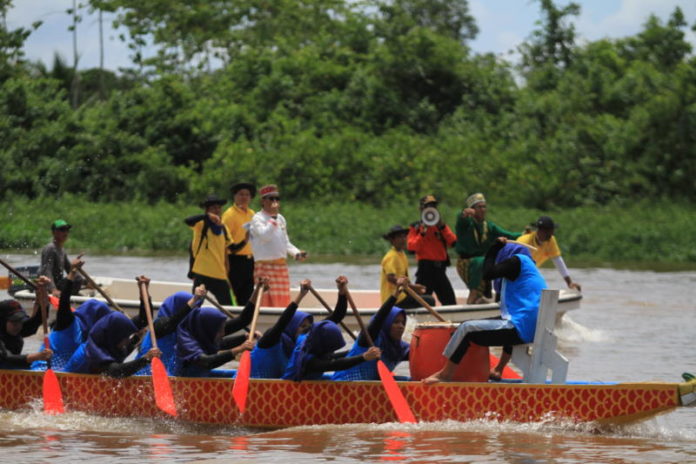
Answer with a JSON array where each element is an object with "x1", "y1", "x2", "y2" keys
[
  {"x1": 138, "y1": 281, "x2": 177, "y2": 417},
  {"x1": 345, "y1": 290, "x2": 416, "y2": 424},
  {"x1": 232, "y1": 284, "x2": 264, "y2": 414},
  {"x1": 37, "y1": 284, "x2": 65, "y2": 415}
]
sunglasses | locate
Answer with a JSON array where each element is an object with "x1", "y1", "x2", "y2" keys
[
  {"x1": 55, "y1": 227, "x2": 71, "y2": 232},
  {"x1": 265, "y1": 196, "x2": 281, "y2": 201}
]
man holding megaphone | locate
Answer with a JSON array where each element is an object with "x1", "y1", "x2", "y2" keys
[{"x1": 407, "y1": 195, "x2": 457, "y2": 306}]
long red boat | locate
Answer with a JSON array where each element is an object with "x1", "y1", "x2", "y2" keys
[{"x1": 2, "y1": 369, "x2": 694, "y2": 427}]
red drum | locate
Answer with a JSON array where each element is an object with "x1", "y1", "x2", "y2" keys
[{"x1": 409, "y1": 322, "x2": 490, "y2": 382}]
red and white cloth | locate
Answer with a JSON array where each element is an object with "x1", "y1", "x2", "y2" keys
[{"x1": 254, "y1": 259, "x2": 291, "y2": 307}]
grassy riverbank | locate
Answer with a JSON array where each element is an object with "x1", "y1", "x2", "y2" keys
[{"x1": 2, "y1": 195, "x2": 695, "y2": 268}]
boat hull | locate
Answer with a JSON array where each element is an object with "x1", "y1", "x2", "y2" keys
[{"x1": 1, "y1": 369, "x2": 691, "y2": 427}]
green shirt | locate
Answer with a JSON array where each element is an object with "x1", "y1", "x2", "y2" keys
[{"x1": 454, "y1": 216, "x2": 520, "y2": 258}]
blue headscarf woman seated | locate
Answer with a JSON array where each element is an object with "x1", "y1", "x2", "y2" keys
[
  {"x1": 31, "y1": 260, "x2": 113, "y2": 371},
  {"x1": 175, "y1": 305, "x2": 255, "y2": 378},
  {"x1": 63, "y1": 311, "x2": 161, "y2": 377},
  {"x1": 251, "y1": 276, "x2": 351, "y2": 379},
  {"x1": 424, "y1": 238, "x2": 546, "y2": 384},
  {"x1": 0, "y1": 277, "x2": 52, "y2": 369},
  {"x1": 282, "y1": 279, "x2": 381, "y2": 381},
  {"x1": 333, "y1": 279, "x2": 409, "y2": 381}
]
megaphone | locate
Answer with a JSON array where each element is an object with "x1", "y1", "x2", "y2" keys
[{"x1": 421, "y1": 207, "x2": 440, "y2": 226}]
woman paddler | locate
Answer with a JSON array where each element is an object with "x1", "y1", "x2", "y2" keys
[
  {"x1": 31, "y1": 258, "x2": 112, "y2": 371},
  {"x1": 282, "y1": 278, "x2": 381, "y2": 381},
  {"x1": 332, "y1": 278, "x2": 409, "y2": 381},
  {"x1": 173, "y1": 279, "x2": 266, "y2": 377},
  {"x1": 250, "y1": 276, "x2": 349, "y2": 379},
  {"x1": 0, "y1": 277, "x2": 53, "y2": 369},
  {"x1": 134, "y1": 283, "x2": 207, "y2": 375}
]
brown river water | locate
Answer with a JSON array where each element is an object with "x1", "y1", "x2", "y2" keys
[{"x1": 1, "y1": 253, "x2": 695, "y2": 463}]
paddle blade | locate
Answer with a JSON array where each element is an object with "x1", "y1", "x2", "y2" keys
[
  {"x1": 43, "y1": 368, "x2": 65, "y2": 415},
  {"x1": 232, "y1": 351, "x2": 251, "y2": 414},
  {"x1": 377, "y1": 360, "x2": 416, "y2": 423},
  {"x1": 151, "y1": 357, "x2": 177, "y2": 417}
]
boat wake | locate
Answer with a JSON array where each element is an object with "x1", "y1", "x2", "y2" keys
[{"x1": 556, "y1": 314, "x2": 606, "y2": 343}]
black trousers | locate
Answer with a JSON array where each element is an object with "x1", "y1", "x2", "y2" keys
[
  {"x1": 191, "y1": 273, "x2": 233, "y2": 306},
  {"x1": 415, "y1": 259, "x2": 456, "y2": 306},
  {"x1": 449, "y1": 318, "x2": 524, "y2": 364},
  {"x1": 227, "y1": 254, "x2": 255, "y2": 306}
]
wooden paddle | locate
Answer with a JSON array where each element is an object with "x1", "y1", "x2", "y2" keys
[
  {"x1": 204, "y1": 294, "x2": 237, "y2": 319},
  {"x1": 403, "y1": 286, "x2": 447, "y2": 322},
  {"x1": 345, "y1": 289, "x2": 416, "y2": 424},
  {"x1": 307, "y1": 286, "x2": 356, "y2": 340},
  {"x1": 36, "y1": 281, "x2": 65, "y2": 415},
  {"x1": 231, "y1": 284, "x2": 264, "y2": 414},
  {"x1": 0, "y1": 257, "x2": 37, "y2": 290},
  {"x1": 137, "y1": 280, "x2": 177, "y2": 417},
  {"x1": 77, "y1": 268, "x2": 125, "y2": 313}
]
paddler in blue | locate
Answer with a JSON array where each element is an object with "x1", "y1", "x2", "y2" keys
[
  {"x1": 282, "y1": 278, "x2": 381, "y2": 381},
  {"x1": 175, "y1": 300, "x2": 258, "y2": 377},
  {"x1": 0, "y1": 277, "x2": 52, "y2": 369},
  {"x1": 424, "y1": 238, "x2": 546, "y2": 384},
  {"x1": 63, "y1": 311, "x2": 161, "y2": 377},
  {"x1": 333, "y1": 278, "x2": 409, "y2": 381},
  {"x1": 134, "y1": 281, "x2": 207, "y2": 375},
  {"x1": 31, "y1": 258, "x2": 113, "y2": 371},
  {"x1": 250, "y1": 276, "x2": 349, "y2": 379}
]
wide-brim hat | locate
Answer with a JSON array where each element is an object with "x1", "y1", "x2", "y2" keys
[
  {"x1": 51, "y1": 219, "x2": 71, "y2": 231},
  {"x1": 382, "y1": 225, "x2": 409, "y2": 240},
  {"x1": 231, "y1": 182, "x2": 256, "y2": 198},
  {"x1": 199, "y1": 194, "x2": 227, "y2": 208},
  {"x1": 420, "y1": 194, "x2": 438, "y2": 208}
]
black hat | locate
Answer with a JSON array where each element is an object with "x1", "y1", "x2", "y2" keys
[
  {"x1": 231, "y1": 182, "x2": 256, "y2": 198},
  {"x1": 382, "y1": 225, "x2": 409, "y2": 240},
  {"x1": 0, "y1": 300, "x2": 29, "y2": 323},
  {"x1": 535, "y1": 216, "x2": 556, "y2": 230},
  {"x1": 199, "y1": 194, "x2": 227, "y2": 208}
]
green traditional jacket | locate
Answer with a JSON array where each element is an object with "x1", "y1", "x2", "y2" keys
[{"x1": 454, "y1": 215, "x2": 521, "y2": 258}]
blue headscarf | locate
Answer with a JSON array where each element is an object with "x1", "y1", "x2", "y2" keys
[
  {"x1": 158, "y1": 292, "x2": 194, "y2": 320},
  {"x1": 285, "y1": 320, "x2": 345, "y2": 381},
  {"x1": 282, "y1": 311, "x2": 313, "y2": 357},
  {"x1": 83, "y1": 312, "x2": 137, "y2": 372},
  {"x1": 375, "y1": 306, "x2": 409, "y2": 363},
  {"x1": 74, "y1": 299, "x2": 112, "y2": 339},
  {"x1": 176, "y1": 307, "x2": 226, "y2": 363},
  {"x1": 493, "y1": 243, "x2": 534, "y2": 296}
]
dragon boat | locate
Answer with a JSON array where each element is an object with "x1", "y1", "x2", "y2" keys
[{"x1": 1, "y1": 369, "x2": 694, "y2": 427}]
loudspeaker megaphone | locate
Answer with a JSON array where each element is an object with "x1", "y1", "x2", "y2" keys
[{"x1": 421, "y1": 207, "x2": 440, "y2": 226}]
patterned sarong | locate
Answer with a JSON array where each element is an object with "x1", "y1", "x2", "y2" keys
[
  {"x1": 456, "y1": 256, "x2": 489, "y2": 296},
  {"x1": 254, "y1": 259, "x2": 291, "y2": 307}
]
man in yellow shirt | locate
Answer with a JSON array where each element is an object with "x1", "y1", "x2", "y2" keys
[
  {"x1": 380, "y1": 225, "x2": 434, "y2": 308},
  {"x1": 222, "y1": 182, "x2": 256, "y2": 305},
  {"x1": 516, "y1": 216, "x2": 581, "y2": 291}
]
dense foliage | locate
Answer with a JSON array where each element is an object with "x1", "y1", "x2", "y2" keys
[{"x1": 1, "y1": 0, "x2": 695, "y2": 212}]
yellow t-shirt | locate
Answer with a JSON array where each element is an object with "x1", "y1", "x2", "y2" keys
[
  {"x1": 190, "y1": 221, "x2": 233, "y2": 280},
  {"x1": 221, "y1": 205, "x2": 255, "y2": 256},
  {"x1": 380, "y1": 247, "x2": 408, "y2": 304},
  {"x1": 516, "y1": 232, "x2": 561, "y2": 267}
]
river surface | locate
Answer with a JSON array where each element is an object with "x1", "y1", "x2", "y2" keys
[{"x1": 1, "y1": 253, "x2": 695, "y2": 463}]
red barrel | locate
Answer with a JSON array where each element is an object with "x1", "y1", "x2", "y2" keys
[{"x1": 409, "y1": 323, "x2": 490, "y2": 382}]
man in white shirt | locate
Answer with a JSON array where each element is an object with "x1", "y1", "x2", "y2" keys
[{"x1": 246, "y1": 185, "x2": 307, "y2": 306}]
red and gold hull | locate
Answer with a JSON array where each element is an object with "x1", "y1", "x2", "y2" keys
[{"x1": 1, "y1": 369, "x2": 694, "y2": 427}]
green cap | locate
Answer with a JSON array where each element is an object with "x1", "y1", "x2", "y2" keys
[{"x1": 51, "y1": 219, "x2": 71, "y2": 230}]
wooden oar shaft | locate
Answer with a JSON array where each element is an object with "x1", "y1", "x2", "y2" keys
[
  {"x1": 138, "y1": 282, "x2": 158, "y2": 350},
  {"x1": 247, "y1": 286, "x2": 264, "y2": 342},
  {"x1": 403, "y1": 287, "x2": 447, "y2": 322},
  {"x1": 345, "y1": 291, "x2": 374, "y2": 347},
  {"x1": 0, "y1": 257, "x2": 37, "y2": 289},
  {"x1": 308, "y1": 286, "x2": 356, "y2": 340},
  {"x1": 204, "y1": 295, "x2": 237, "y2": 319},
  {"x1": 77, "y1": 268, "x2": 125, "y2": 313}
]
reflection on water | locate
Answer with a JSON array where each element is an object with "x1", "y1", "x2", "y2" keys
[{"x1": 1, "y1": 254, "x2": 696, "y2": 462}]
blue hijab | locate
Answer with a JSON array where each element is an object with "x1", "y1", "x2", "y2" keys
[
  {"x1": 282, "y1": 311, "x2": 313, "y2": 356},
  {"x1": 285, "y1": 320, "x2": 345, "y2": 381},
  {"x1": 375, "y1": 306, "x2": 409, "y2": 363},
  {"x1": 138, "y1": 291, "x2": 194, "y2": 356},
  {"x1": 74, "y1": 300, "x2": 112, "y2": 339},
  {"x1": 176, "y1": 307, "x2": 226, "y2": 363},
  {"x1": 83, "y1": 312, "x2": 137, "y2": 372},
  {"x1": 493, "y1": 243, "x2": 534, "y2": 296}
]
